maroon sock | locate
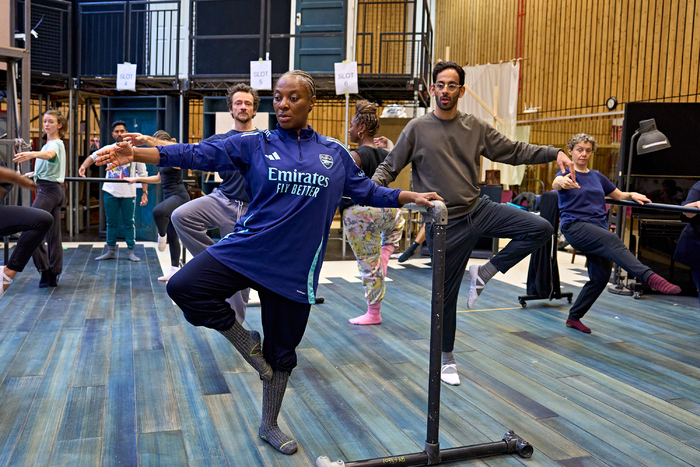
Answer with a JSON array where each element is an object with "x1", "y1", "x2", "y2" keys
[
  {"x1": 647, "y1": 273, "x2": 681, "y2": 295},
  {"x1": 566, "y1": 319, "x2": 591, "y2": 333}
]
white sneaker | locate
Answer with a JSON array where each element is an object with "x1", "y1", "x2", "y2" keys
[
  {"x1": 158, "y1": 266, "x2": 180, "y2": 282},
  {"x1": 157, "y1": 233, "x2": 167, "y2": 252},
  {"x1": 440, "y1": 364, "x2": 461, "y2": 386},
  {"x1": 467, "y1": 265, "x2": 485, "y2": 309}
]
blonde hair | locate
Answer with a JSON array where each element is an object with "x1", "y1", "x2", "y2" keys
[{"x1": 44, "y1": 110, "x2": 67, "y2": 138}]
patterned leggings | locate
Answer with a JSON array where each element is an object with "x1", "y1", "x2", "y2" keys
[{"x1": 342, "y1": 206, "x2": 404, "y2": 304}]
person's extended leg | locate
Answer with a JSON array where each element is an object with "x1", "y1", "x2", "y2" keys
[
  {"x1": 467, "y1": 198, "x2": 554, "y2": 308},
  {"x1": 257, "y1": 287, "x2": 311, "y2": 454},
  {"x1": 566, "y1": 253, "x2": 612, "y2": 333},
  {"x1": 0, "y1": 206, "x2": 53, "y2": 296},
  {"x1": 166, "y1": 251, "x2": 270, "y2": 379},
  {"x1": 564, "y1": 221, "x2": 680, "y2": 294}
]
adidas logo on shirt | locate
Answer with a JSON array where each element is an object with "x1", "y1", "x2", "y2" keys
[{"x1": 265, "y1": 151, "x2": 281, "y2": 161}]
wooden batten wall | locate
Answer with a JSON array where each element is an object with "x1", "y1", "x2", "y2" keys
[{"x1": 434, "y1": 0, "x2": 700, "y2": 187}]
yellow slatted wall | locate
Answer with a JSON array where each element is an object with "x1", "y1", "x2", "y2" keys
[{"x1": 434, "y1": 0, "x2": 700, "y2": 186}]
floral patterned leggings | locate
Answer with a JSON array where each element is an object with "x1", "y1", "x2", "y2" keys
[{"x1": 342, "y1": 206, "x2": 405, "y2": 304}]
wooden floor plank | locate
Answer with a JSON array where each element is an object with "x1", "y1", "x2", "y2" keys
[
  {"x1": 205, "y1": 393, "x2": 264, "y2": 465},
  {"x1": 70, "y1": 318, "x2": 111, "y2": 388},
  {"x1": 102, "y1": 296, "x2": 137, "y2": 467},
  {"x1": 0, "y1": 376, "x2": 42, "y2": 466},
  {"x1": 6, "y1": 319, "x2": 62, "y2": 377},
  {"x1": 138, "y1": 431, "x2": 189, "y2": 467},
  {"x1": 49, "y1": 438, "x2": 102, "y2": 467},
  {"x1": 55, "y1": 386, "x2": 106, "y2": 441},
  {"x1": 8, "y1": 329, "x2": 81, "y2": 467},
  {"x1": 134, "y1": 349, "x2": 181, "y2": 434},
  {"x1": 182, "y1": 325, "x2": 230, "y2": 396},
  {"x1": 161, "y1": 325, "x2": 227, "y2": 466}
]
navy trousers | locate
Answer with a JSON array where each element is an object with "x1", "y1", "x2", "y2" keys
[
  {"x1": 427, "y1": 197, "x2": 553, "y2": 352},
  {"x1": 167, "y1": 251, "x2": 311, "y2": 373},
  {"x1": 562, "y1": 220, "x2": 653, "y2": 319}
]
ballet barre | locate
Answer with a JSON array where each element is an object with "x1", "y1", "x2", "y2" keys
[
  {"x1": 317, "y1": 200, "x2": 533, "y2": 467},
  {"x1": 606, "y1": 198, "x2": 700, "y2": 214}
]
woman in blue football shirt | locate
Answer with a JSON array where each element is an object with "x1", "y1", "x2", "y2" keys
[{"x1": 96, "y1": 70, "x2": 441, "y2": 455}]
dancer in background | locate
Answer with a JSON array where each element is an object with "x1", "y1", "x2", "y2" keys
[
  {"x1": 341, "y1": 100, "x2": 404, "y2": 325},
  {"x1": 14, "y1": 109, "x2": 67, "y2": 287},
  {"x1": 95, "y1": 70, "x2": 442, "y2": 456},
  {"x1": 126, "y1": 130, "x2": 189, "y2": 281},
  {"x1": 79, "y1": 120, "x2": 149, "y2": 262},
  {"x1": 554, "y1": 133, "x2": 681, "y2": 333}
]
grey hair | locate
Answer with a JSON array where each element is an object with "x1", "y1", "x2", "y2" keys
[
  {"x1": 278, "y1": 70, "x2": 316, "y2": 99},
  {"x1": 567, "y1": 133, "x2": 597, "y2": 153}
]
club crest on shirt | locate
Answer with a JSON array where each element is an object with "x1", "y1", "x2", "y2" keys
[{"x1": 319, "y1": 154, "x2": 333, "y2": 169}]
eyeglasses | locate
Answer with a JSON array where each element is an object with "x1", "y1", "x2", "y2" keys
[{"x1": 434, "y1": 82, "x2": 461, "y2": 92}]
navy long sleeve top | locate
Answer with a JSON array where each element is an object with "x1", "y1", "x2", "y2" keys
[{"x1": 158, "y1": 125, "x2": 402, "y2": 303}]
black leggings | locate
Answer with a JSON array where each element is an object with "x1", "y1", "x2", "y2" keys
[
  {"x1": 0, "y1": 205, "x2": 54, "y2": 272},
  {"x1": 31, "y1": 180, "x2": 65, "y2": 274},
  {"x1": 167, "y1": 251, "x2": 311, "y2": 373},
  {"x1": 153, "y1": 193, "x2": 189, "y2": 267}
]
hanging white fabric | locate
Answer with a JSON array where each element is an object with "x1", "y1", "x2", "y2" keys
[{"x1": 458, "y1": 62, "x2": 525, "y2": 186}]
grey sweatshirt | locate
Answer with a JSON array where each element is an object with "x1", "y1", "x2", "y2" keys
[{"x1": 372, "y1": 111, "x2": 561, "y2": 219}]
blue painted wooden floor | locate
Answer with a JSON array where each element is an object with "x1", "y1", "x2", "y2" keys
[{"x1": 1, "y1": 244, "x2": 699, "y2": 466}]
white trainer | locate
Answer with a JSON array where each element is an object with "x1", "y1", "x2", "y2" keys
[
  {"x1": 467, "y1": 264, "x2": 485, "y2": 309},
  {"x1": 157, "y1": 233, "x2": 167, "y2": 252},
  {"x1": 440, "y1": 364, "x2": 461, "y2": 386},
  {"x1": 158, "y1": 266, "x2": 180, "y2": 282}
]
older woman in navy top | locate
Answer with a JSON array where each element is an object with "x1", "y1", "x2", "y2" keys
[
  {"x1": 554, "y1": 133, "x2": 680, "y2": 334},
  {"x1": 95, "y1": 70, "x2": 442, "y2": 455}
]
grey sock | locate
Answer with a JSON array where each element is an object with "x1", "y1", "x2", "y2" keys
[
  {"x1": 219, "y1": 322, "x2": 272, "y2": 380},
  {"x1": 259, "y1": 371, "x2": 297, "y2": 455},
  {"x1": 478, "y1": 261, "x2": 498, "y2": 284},
  {"x1": 96, "y1": 245, "x2": 116, "y2": 261},
  {"x1": 442, "y1": 351, "x2": 456, "y2": 366},
  {"x1": 128, "y1": 249, "x2": 141, "y2": 262}
]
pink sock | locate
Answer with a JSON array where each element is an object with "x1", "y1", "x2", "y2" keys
[
  {"x1": 349, "y1": 302, "x2": 382, "y2": 325},
  {"x1": 381, "y1": 245, "x2": 395, "y2": 277}
]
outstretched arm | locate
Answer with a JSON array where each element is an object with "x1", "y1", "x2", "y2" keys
[
  {"x1": 608, "y1": 188, "x2": 650, "y2": 205},
  {"x1": 122, "y1": 132, "x2": 177, "y2": 147},
  {"x1": 94, "y1": 142, "x2": 160, "y2": 169}
]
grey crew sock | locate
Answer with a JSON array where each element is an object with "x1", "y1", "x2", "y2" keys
[
  {"x1": 128, "y1": 248, "x2": 141, "y2": 262},
  {"x1": 259, "y1": 371, "x2": 297, "y2": 455},
  {"x1": 479, "y1": 261, "x2": 498, "y2": 285},
  {"x1": 442, "y1": 351, "x2": 456, "y2": 366},
  {"x1": 219, "y1": 321, "x2": 272, "y2": 380},
  {"x1": 96, "y1": 245, "x2": 116, "y2": 261}
]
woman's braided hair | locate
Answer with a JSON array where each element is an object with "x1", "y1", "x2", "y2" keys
[
  {"x1": 278, "y1": 70, "x2": 316, "y2": 99},
  {"x1": 353, "y1": 100, "x2": 379, "y2": 137}
]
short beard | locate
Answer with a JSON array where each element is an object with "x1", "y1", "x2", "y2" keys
[
  {"x1": 235, "y1": 114, "x2": 251, "y2": 125},
  {"x1": 435, "y1": 96, "x2": 457, "y2": 111}
]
